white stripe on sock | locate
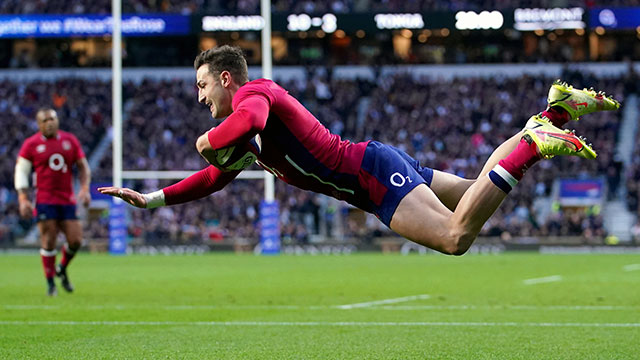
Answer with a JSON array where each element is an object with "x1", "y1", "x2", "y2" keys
[
  {"x1": 39, "y1": 248, "x2": 57, "y2": 257},
  {"x1": 492, "y1": 165, "x2": 519, "y2": 188}
]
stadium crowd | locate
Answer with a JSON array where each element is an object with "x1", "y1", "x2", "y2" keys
[
  {"x1": 0, "y1": 0, "x2": 638, "y2": 15},
  {"x1": 0, "y1": 70, "x2": 630, "y2": 247},
  {"x1": 0, "y1": 0, "x2": 202, "y2": 15}
]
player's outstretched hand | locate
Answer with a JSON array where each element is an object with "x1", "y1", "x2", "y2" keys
[{"x1": 97, "y1": 187, "x2": 147, "y2": 208}]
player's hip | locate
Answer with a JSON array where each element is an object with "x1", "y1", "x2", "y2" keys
[
  {"x1": 35, "y1": 203, "x2": 78, "y2": 222},
  {"x1": 35, "y1": 189, "x2": 76, "y2": 206},
  {"x1": 277, "y1": 141, "x2": 434, "y2": 227},
  {"x1": 354, "y1": 141, "x2": 434, "y2": 227}
]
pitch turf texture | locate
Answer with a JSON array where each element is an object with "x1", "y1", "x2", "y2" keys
[{"x1": 1, "y1": 253, "x2": 639, "y2": 359}]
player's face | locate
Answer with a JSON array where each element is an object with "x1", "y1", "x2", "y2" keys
[
  {"x1": 196, "y1": 65, "x2": 233, "y2": 119},
  {"x1": 36, "y1": 110, "x2": 59, "y2": 138}
]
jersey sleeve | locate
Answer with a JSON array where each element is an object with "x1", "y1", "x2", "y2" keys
[
  {"x1": 207, "y1": 84, "x2": 274, "y2": 150},
  {"x1": 69, "y1": 134, "x2": 86, "y2": 160},
  {"x1": 162, "y1": 165, "x2": 239, "y2": 205},
  {"x1": 17, "y1": 138, "x2": 33, "y2": 161}
]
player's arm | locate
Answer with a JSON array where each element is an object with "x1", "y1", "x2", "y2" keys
[
  {"x1": 14, "y1": 156, "x2": 33, "y2": 218},
  {"x1": 197, "y1": 95, "x2": 269, "y2": 165},
  {"x1": 97, "y1": 165, "x2": 239, "y2": 208},
  {"x1": 76, "y1": 157, "x2": 91, "y2": 207}
]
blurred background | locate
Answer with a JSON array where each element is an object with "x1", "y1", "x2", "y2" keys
[{"x1": 0, "y1": 0, "x2": 639, "y2": 255}]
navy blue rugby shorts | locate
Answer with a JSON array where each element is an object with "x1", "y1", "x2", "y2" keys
[
  {"x1": 359, "y1": 141, "x2": 434, "y2": 227},
  {"x1": 35, "y1": 204, "x2": 78, "y2": 222}
]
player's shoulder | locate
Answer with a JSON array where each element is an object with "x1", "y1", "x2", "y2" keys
[
  {"x1": 58, "y1": 129, "x2": 72, "y2": 138},
  {"x1": 22, "y1": 132, "x2": 42, "y2": 145},
  {"x1": 58, "y1": 130, "x2": 80, "y2": 142},
  {"x1": 18, "y1": 133, "x2": 43, "y2": 158},
  {"x1": 234, "y1": 79, "x2": 284, "y2": 108},
  {"x1": 238, "y1": 79, "x2": 285, "y2": 97}
]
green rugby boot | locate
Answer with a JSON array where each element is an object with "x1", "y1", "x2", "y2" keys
[
  {"x1": 547, "y1": 80, "x2": 620, "y2": 121},
  {"x1": 522, "y1": 115, "x2": 596, "y2": 160}
]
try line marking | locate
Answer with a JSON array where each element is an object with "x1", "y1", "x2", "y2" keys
[
  {"x1": 335, "y1": 294, "x2": 431, "y2": 309},
  {"x1": 0, "y1": 320, "x2": 638, "y2": 328},
  {"x1": 523, "y1": 275, "x2": 562, "y2": 285}
]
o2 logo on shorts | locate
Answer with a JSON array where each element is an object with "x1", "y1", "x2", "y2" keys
[
  {"x1": 390, "y1": 172, "x2": 412, "y2": 187},
  {"x1": 48, "y1": 153, "x2": 68, "y2": 173}
]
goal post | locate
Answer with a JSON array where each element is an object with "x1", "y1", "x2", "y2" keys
[
  {"x1": 109, "y1": 0, "x2": 126, "y2": 255},
  {"x1": 258, "y1": 0, "x2": 280, "y2": 255},
  {"x1": 110, "y1": 0, "x2": 280, "y2": 254}
]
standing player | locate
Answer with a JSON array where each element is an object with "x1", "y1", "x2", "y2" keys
[
  {"x1": 15, "y1": 108, "x2": 91, "y2": 296},
  {"x1": 99, "y1": 46, "x2": 619, "y2": 255}
]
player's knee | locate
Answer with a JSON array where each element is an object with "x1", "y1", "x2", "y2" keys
[
  {"x1": 67, "y1": 240, "x2": 82, "y2": 251},
  {"x1": 444, "y1": 229, "x2": 474, "y2": 256},
  {"x1": 41, "y1": 235, "x2": 57, "y2": 250}
]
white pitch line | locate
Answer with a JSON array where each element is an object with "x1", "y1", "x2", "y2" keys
[
  {"x1": 523, "y1": 275, "x2": 562, "y2": 285},
  {"x1": 335, "y1": 294, "x2": 431, "y2": 309},
  {"x1": 623, "y1": 264, "x2": 640, "y2": 272},
  {"x1": 0, "y1": 320, "x2": 638, "y2": 328},
  {"x1": 4, "y1": 304, "x2": 639, "y2": 311},
  {"x1": 2, "y1": 305, "x2": 313, "y2": 311},
  {"x1": 375, "y1": 305, "x2": 640, "y2": 311}
]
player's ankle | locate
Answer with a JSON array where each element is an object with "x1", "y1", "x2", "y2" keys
[{"x1": 541, "y1": 107, "x2": 569, "y2": 128}]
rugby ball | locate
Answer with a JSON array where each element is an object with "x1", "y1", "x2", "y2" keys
[{"x1": 213, "y1": 135, "x2": 262, "y2": 171}]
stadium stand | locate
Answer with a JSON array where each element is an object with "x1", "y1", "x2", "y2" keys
[{"x1": 0, "y1": 0, "x2": 202, "y2": 14}]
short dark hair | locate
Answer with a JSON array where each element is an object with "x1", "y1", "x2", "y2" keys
[{"x1": 194, "y1": 45, "x2": 249, "y2": 84}]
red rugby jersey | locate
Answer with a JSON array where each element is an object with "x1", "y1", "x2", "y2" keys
[
  {"x1": 165, "y1": 79, "x2": 372, "y2": 212},
  {"x1": 18, "y1": 130, "x2": 85, "y2": 205}
]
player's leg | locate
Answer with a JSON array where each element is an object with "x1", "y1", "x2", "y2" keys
[
  {"x1": 394, "y1": 80, "x2": 620, "y2": 253},
  {"x1": 429, "y1": 117, "x2": 562, "y2": 210},
  {"x1": 428, "y1": 132, "x2": 522, "y2": 212},
  {"x1": 391, "y1": 115, "x2": 598, "y2": 255},
  {"x1": 388, "y1": 143, "x2": 477, "y2": 211},
  {"x1": 484, "y1": 79, "x2": 621, "y2": 174},
  {"x1": 475, "y1": 80, "x2": 619, "y2": 180},
  {"x1": 477, "y1": 107, "x2": 570, "y2": 178},
  {"x1": 477, "y1": 132, "x2": 523, "y2": 178},
  {"x1": 37, "y1": 216, "x2": 60, "y2": 297},
  {"x1": 391, "y1": 179, "x2": 506, "y2": 255},
  {"x1": 57, "y1": 207, "x2": 81, "y2": 293},
  {"x1": 428, "y1": 171, "x2": 474, "y2": 211},
  {"x1": 424, "y1": 130, "x2": 524, "y2": 213},
  {"x1": 433, "y1": 106, "x2": 579, "y2": 207},
  {"x1": 360, "y1": 141, "x2": 500, "y2": 254}
]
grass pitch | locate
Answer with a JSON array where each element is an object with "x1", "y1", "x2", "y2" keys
[{"x1": 1, "y1": 252, "x2": 639, "y2": 359}]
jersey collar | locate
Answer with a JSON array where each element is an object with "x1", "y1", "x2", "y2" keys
[{"x1": 40, "y1": 133, "x2": 61, "y2": 141}]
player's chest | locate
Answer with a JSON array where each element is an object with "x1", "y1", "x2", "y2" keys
[{"x1": 32, "y1": 140, "x2": 75, "y2": 167}]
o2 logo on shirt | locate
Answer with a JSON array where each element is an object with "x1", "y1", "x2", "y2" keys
[
  {"x1": 48, "y1": 153, "x2": 68, "y2": 173},
  {"x1": 390, "y1": 172, "x2": 412, "y2": 187}
]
